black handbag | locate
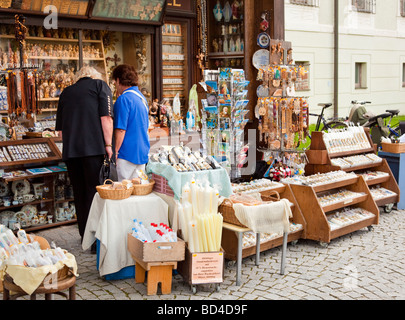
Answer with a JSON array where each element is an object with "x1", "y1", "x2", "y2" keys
[{"x1": 99, "y1": 156, "x2": 118, "y2": 184}]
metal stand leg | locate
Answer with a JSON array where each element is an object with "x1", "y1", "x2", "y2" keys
[
  {"x1": 280, "y1": 232, "x2": 288, "y2": 275},
  {"x1": 236, "y1": 231, "x2": 242, "y2": 286},
  {"x1": 255, "y1": 233, "x2": 260, "y2": 266}
]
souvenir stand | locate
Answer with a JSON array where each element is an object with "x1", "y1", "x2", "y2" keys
[
  {"x1": 200, "y1": 68, "x2": 250, "y2": 179},
  {"x1": 283, "y1": 170, "x2": 379, "y2": 247},
  {"x1": 304, "y1": 129, "x2": 400, "y2": 213}
]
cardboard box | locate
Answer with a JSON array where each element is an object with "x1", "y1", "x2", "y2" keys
[
  {"x1": 127, "y1": 233, "x2": 185, "y2": 263},
  {"x1": 381, "y1": 142, "x2": 405, "y2": 154}
]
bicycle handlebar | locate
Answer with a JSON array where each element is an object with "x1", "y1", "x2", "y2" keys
[{"x1": 351, "y1": 100, "x2": 371, "y2": 105}]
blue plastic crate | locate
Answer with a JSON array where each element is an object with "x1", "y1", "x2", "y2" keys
[{"x1": 96, "y1": 240, "x2": 135, "y2": 281}]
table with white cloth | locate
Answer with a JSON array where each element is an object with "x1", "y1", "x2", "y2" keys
[{"x1": 82, "y1": 192, "x2": 169, "y2": 277}]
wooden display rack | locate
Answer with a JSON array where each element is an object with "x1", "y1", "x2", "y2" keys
[
  {"x1": 289, "y1": 175, "x2": 379, "y2": 246},
  {"x1": 220, "y1": 183, "x2": 306, "y2": 261},
  {"x1": 305, "y1": 131, "x2": 400, "y2": 212}
]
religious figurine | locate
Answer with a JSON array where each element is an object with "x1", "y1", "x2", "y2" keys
[
  {"x1": 212, "y1": 38, "x2": 219, "y2": 53},
  {"x1": 223, "y1": 1, "x2": 232, "y2": 23},
  {"x1": 149, "y1": 99, "x2": 160, "y2": 124},
  {"x1": 231, "y1": 0, "x2": 240, "y2": 20},
  {"x1": 186, "y1": 99, "x2": 196, "y2": 131},
  {"x1": 213, "y1": 0, "x2": 223, "y2": 22}
]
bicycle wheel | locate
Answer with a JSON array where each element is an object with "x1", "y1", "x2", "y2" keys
[{"x1": 322, "y1": 121, "x2": 348, "y2": 132}]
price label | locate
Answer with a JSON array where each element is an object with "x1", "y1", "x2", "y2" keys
[{"x1": 191, "y1": 252, "x2": 223, "y2": 284}]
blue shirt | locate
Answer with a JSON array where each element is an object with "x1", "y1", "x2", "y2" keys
[{"x1": 114, "y1": 86, "x2": 150, "y2": 165}]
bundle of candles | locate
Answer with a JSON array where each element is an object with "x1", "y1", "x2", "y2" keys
[
  {"x1": 177, "y1": 178, "x2": 223, "y2": 253},
  {"x1": 0, "y1": 224, "x2": 67, "y2": 268},
  {"x1": 131, "y1": 219, "x2": 177, "y2": 243}
]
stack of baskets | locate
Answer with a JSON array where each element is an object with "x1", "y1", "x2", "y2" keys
[{"x1": 218, "y1": 191, "x2": 280, "y2": 228}]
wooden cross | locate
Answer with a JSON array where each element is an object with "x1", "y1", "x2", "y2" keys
[{"x1": 106, "y1": 53, "x2": 121, "y2": 67}]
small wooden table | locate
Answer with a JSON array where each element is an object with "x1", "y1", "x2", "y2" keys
[
  {"x1": 2, "y1": 274, "x2": 76, "y2": 300},
  {"x1": 132, "y1": 256, "x2": 177, "y2": 296}
]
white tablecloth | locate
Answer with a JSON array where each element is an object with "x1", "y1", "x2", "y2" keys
[{"x1": 82, "y1": 192, "x2": 169, "y2": 277}]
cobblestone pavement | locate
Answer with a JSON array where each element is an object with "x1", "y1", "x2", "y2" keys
[{"x1": 33, "y1": 209, "x2": 405, "y2": 301}]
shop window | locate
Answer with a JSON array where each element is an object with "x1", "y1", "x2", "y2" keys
[
  {"x1": 355, "y1": 62, "x2": 367, "y2": 89},
  {"x1": 295, "y1": 61, "x2": 310, "y2": 91},
  {"x1": 352, "y1": 0, "x2": 376, "y2": 13},
  {"x1": 104, "y1": 32, "x2": 152, "y2": 103},
  {"x1": 289, "y1": 0, "x2": 319, "y2": 7}
]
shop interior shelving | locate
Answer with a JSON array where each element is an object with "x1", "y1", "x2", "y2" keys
[
  {"x1": 289, "y1": 175, "x2": 379, "y2": 246},
  {"x1": 304, "y1": 130, "x2": 400, "y2": 212},
  {"x1": 220, "y1": 183, "x2": 306, "y2": 261},
  {"x1": 0, "y1": 138, "x2": 76, "y2": 232}
]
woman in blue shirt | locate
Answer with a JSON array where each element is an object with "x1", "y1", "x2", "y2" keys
[{"x1": 112, "y1": 64, "x2": 150, "y2": 180}]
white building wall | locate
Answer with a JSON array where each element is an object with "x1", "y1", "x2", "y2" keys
[{"x1": 284, "y1": 0, "x2": 405, "y2": 122}]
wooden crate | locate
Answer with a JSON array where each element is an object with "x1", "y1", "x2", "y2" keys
[
  {"x1": 381, "y1": 142, "x2": 405, "y2": 154},
  {"x1": 127, "y1": 234, "x2": 185, "y2": 263}
]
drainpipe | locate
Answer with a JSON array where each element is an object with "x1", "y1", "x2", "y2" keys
[{"x1": 334, "y1": 0, "x2": 339, "y2": 118}]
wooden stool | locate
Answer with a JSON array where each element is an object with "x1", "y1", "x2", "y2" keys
[
  {"x1": 2, "y1": 273, "x2": 76, "y2": 300},
  {"x1": 133, "y1": 257, "x2": 177, "y2": 295}
]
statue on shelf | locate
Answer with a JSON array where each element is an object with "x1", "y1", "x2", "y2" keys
[
  {"x1": 213, "y1": 0, "x2": 223, "y2": 22},
  {"x1": 149, "y1": 99, "x2": 160, "y2": 124},
  {"x1": 186, "y1": 99, "x2": 196, "y2": 131},
  {"x1": 223, "y1": 1, "x2": 232, "y2": 23},
  {"x1": 231, "y1": 0, "x2": 240, "y2": 20}
]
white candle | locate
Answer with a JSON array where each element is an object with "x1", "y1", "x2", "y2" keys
[
  {"x1": 177, "y1": 203, "x2": 188, "y2": 242},
  {"x1": 187, "y1": 221, "x2": 195, "y2": 253},
  {"x1": 190, "y1": 180, "x2": 199, "y2": 216}
]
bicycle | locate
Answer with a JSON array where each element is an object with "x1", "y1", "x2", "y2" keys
[{"x1": 307, "y1": 103, "x2": 348, "y2": 139}]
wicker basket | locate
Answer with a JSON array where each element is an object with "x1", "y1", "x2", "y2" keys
[
  {"x1": 218, "y1": 191, "x2": 280, "y2": 228},
  {"x1": 132, "y1": 179, "x2": 155, "y2": 196},
  {"x1": 96, "y1": 179, "x2": 133, "y2": 200}
]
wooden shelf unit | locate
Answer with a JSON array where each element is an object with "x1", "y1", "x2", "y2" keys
[
  {"x1": 289, "y1": 175, "x2": 379, "y2": 244},
  {"x1": 220, "y1": 183, "x2": 306, "y2": 261},
  {"x1": 305, "y1": 131, "x2": 400, "y2": 209},
  {"x1": 0, "y1": 138, "x2": 76, "y2": 232}
]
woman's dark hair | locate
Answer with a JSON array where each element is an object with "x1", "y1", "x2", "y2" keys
[{"x1": 112, "y1": 64, "x2": 138, "y2": 87}]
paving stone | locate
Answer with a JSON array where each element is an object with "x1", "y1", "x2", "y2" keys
[{"x1": 22, "y1": 209, "x2": 404, "y2": 301}]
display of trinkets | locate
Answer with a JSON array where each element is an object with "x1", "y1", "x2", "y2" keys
[
  {"x1": 282, "y1": 170, "x2": 357, "y2": 187},
  {"x1": 242, "y1": 222, "x2": 303, "y2": 248},
  {"x1": 358, "y1": 171, "x2": 389, "y2": 182},
  {"x1": 231, "y1": 178, "x2": 284, "y2": 194},
  {"x1": 327, "y1": 207, "x2": 375, "y2": 231},
  {"x1": 149, "y1": 145, "x2": 221, "y2": 172},
  {"x1": 255, "y1": 40, "x2": 311, "y2": 151},
  {"x1": 317, "y1": 189, "x2": 366, "y2": 207},
  {"x1": 322, "y1": 126, "x2": 371, "y2": 155},
  {"x1": 369, "y1": 186, "x2": 397, "y2": 201},
  {"x1": 200, "y1": 68, "x2": 250, "y2": 178},
  {"x1": 330, "y1": 153, "x2": 382, "y2": 169},
  {"x1": 0, "y1": 143, "x2": 53, "y2": 163}
]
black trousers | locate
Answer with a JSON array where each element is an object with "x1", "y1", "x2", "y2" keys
[{"x1": 65, "y1": 155, "x2": 104, "y2": 241}]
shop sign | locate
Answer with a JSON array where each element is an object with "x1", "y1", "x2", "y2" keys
[{"x1": 166, "y1": 0, "x2": 193, "y2": 13}]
